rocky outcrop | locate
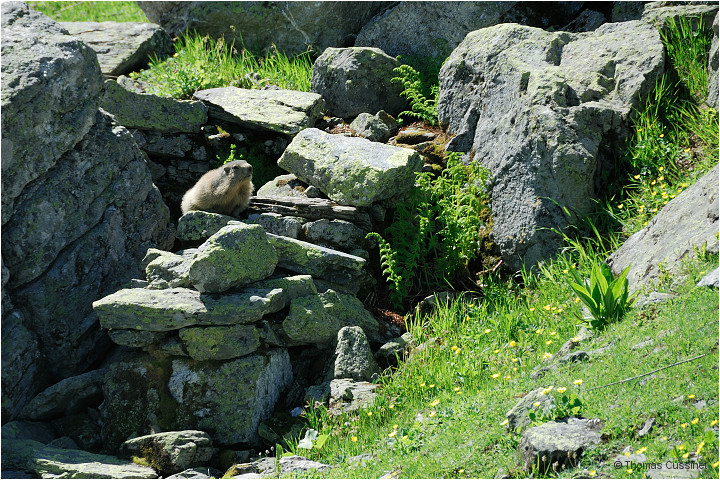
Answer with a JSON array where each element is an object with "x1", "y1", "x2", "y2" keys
[
  {"x1": 137, "y1": 1, "x2": 389, "y2": 57},
  {"x1": 61, "y1": 21, "x2": 173, "y2": 76},
  {"x1": 607, "y1": 165, "x2": 719, "y2": 292},
  {"x1": 311, "y1": 47, "x2": 405, "y2": 118},
  {"x1": 119, "y1": 430, "x2": 215, "y2": 475},
  {"x1": 101, "y1": 80, "x2": 208, "y2": 133},
  {"x1": 1, "y1": 3, "x2": 174, "y2": 421},
  {"x1": 278, "y1": 128, "x2": 423, "y2": 207},
  {"x1": 355, "y1": 2, "x2": 516, "y2": 60},
  {"x1": 438, "y1": 21, "x2": 665, "y2": 270},
  {"x1": 193, "y1": 87, "x2": 324, "y2": 136},
  {"x1": 333, "y1": 326, "x2": 380, "y2": 382},
  {"x1": 1, "y1": 1, "x2": 103, "y2": 223}
]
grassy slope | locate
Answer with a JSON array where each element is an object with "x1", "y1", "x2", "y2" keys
[{"x1": 28, "y1": 1, "x2": 148, "y2": 22}]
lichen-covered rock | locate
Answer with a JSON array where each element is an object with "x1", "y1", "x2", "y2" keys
[
  {"x1": 505, "y1": 387, "x2": 556, "y2": 432},
  {"x1": 355, "y1": 1, "x2": 517, "y2": 59},
  {"x1": 328, "y1": 379, "x2": 378, "y2": 415},
  {"x1": 349, "y1": 111, "x2": 396, "y2": 143},
  {"x1": 170, "y1": 350, "x2": 293, "y2": 445},
  {"x1": 311, "y1": 47, "x2": 405, "y2": 118},
  {"x1": 283, "y1": 290, "x2": 379, "y2": 345},
  {"x1": 438, "y1": 21, "x2": 664, "y2": 270},
  {"x1": 137, "y1": 1, "x2": 388, "y2": 57},
  {"x1": 101, "y1": 80, "x2": 208, "y2": 133},
  {"x1": 303, "y1": 218, "x2": 371, "y2": 251},
  {"x1": 278, "y1": 128, "x2": 422, "y2": 206},
  {"x1": 2, "y1": 438, "x2": 158, "y2": 479},
  {"x1": 607, "y1": 165, "x2": 719, "y2": 292},
  {"x1": 518, "y1": 418, "x2": 603, "y2": 472},
  {"x1": 374, "y1": 332, "x2": 412, "y2": 368},
  {"x1": 266, "y1": 233, "x2": 367, "y2": 285},
  {"x1": 119, "y1": 430, "x2": 215, "y2": 475},
  {"x1": 176, "y1": 211, "x2": 239, "y2": 242},
  {"x1": 334, "y1": 326, "x2": 379, "y2": 381},
  {"x1": 179, "y1": 325, "x2": 261, "y2": 361},
  {"x1": 94, "y1": 286, "x2": 286, "y2": 332},
  {"x1": 244, "y1": 213, "x2": 304, "y2": 238},
  {"x1": 144, "y1": 249, "x2": 194, "y2": 289},
  {"x1": 256, "y1": 174, "x2": 312, "y2": 198},
  {"x1": 61, "y1": 21, "x2": 173, "y2": 76},
  {"x1": 193, "y1": 87, "x2": 323, "y2": 135},
  {"x1": 1, "y1": 2, "x2": 103, "y2": 223},
  {"x1": 108, "y1": 329, "x2": 168, "y2": 348},
  {"x1": 188, "y1": 224, "x2": 278, "y2": 293},
  {"x1": 20, "y1": 370, "x2": 105, "y2": 422},
  {"x1": 4, "y1": 108, "x2": 174, "y2": 413}
]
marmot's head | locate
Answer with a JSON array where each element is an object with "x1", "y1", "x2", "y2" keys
[{"x1": 223, "y1": 160, "x2": 253, "y2": 181}]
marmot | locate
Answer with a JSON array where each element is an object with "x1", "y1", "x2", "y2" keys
[{"x1": 180, "y1": 160, "x2": 254, "y2": 217}]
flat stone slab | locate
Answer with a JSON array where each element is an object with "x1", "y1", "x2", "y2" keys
[
  {"x1": 101, "y1": 79, "x2": 208, "y2": 133},
  {"x1": 266, "y1": 233, "x2": 366, "y2": 285},
  {"x1": 2, "y1": 439, "x2": 157, "y2": 479},
  {"x1": 277, "y1": 128, "x2": 423, "y2": 206},
  {"x1": 20, "y1": 369, "x2": 105, "y2": 421},
  {"x1": 94, "y1": 287, "x2": 286, "y2": 331},
  {"x1": 120, "y1": 430, "x2": 215, "y2": 475},
  {"x1": 193, "y1": 87, "x2": 323, "y2": 135},
  {"x1": 62, "y1": 21, "x2": 173, "y2": 76}
]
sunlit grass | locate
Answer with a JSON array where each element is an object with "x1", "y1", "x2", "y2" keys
[{"x1": 28, "y1": 1, "x2": 148, "y2": 22}]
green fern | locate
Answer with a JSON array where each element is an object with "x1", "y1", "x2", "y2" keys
[
  {"x1": 392, "y1": 64, "x2": 439, "y2": 126},
  {"x1": 367, "y1": 154, "x2": 491, "y2": 308}
]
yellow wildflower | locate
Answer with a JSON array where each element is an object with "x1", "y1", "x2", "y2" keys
[
  {"x1": 681, "y1": 423, "x2": 688, "y2": 428},
  {"x1": 351, "y1": 436, "x2": 357, "y2": 442},
  {"x1": 713, "y1": 461, "x2": 719, "y2": 469},
  {"x1": 546, "y1": 340, "x2": 553, "y2": 345},
  {"x1": 533, "y1": 402, "x2": 541, "y2": 407},
  {"x1": 633, "y1": 174, "x2": 641, "y2": 180},
  {"x1": 491, "y1": 373, "x2": 500, "y2": 379},
  {"x1": 556, "y1": 387, "x2": 567, "y2": 393},
  {"x1": 509, "y1": 340, "x2": 517, "y2": 347},
  {"x1": 428, "y1": 410, "x2": 436, "y2": 418},
  {"x1": 711, "y1": 420, "x2": 718, "y2": 426},
  {"x1": 500, "y1": 419, "x2": 508, "y2": 426},
  {"x1": 574, "y1": 379, "x2": 583, "y2": 385},
  {"x1": 543, "y1": 352, "x2": 552, "y2": 359},
  {"x1": 589, "y1": 470, "x2": 597, "y2": 477},
  {"x1": 691, "y1": 418, "x2": 699, "y2": 425},
  {"x1": 696, "y1": 441, "x2": 705, "y2": 455},
  {"x1": 430, "y1": 399, "x2": 440, "y2": 407},
  {"x1": 388, "y1": 430, "x2": 397, "y2": 437},
  {"x1": 484, "y1": 328, "x2": 492, "y2": 334},
  {"x1": 682, "y1": 453, "x2": 690, "y2": 459},
  {"x1": 688, "y1": 394, "x2": 696, "y2": 399}
]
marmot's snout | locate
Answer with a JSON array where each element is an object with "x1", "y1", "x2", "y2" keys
[{"x1": 224, "y1": 160, "x2": 253, "y2": 180}]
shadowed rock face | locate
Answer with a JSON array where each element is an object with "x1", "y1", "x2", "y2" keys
[
  {"x1": 1, "y1": 3, "x2": 174, "y2": 421},
  {"x1": 137, "y1": 1, "x2": 390, "y2": 57},
  {"x1": 438, "y1": 21, "x2": 665, "y2": 271}
]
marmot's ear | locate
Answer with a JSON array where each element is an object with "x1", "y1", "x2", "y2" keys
[{"x1": 224, "y1": 165, "x2": 231, "y2": 174}]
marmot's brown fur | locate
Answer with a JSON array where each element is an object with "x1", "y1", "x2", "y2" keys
[{"x1": 180, "y1": 160, "x2": 254, "y2": 217}]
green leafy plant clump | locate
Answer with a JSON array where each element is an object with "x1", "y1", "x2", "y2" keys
[
  {"x1": 29, "y1": 1, "x2": 148, "y2": 22},
  {"x1": 566, "y1": 262, "x2": 636, "y2": 331},
  {"x1": 391, "y1": 64, "x2": 440, "y2": 126},
  {"x1": 367, "y1": 153, "x2": 491, "y2": 308},
  {"x1": 130, "y1": 31, "x2": 313, "y2": 99}
]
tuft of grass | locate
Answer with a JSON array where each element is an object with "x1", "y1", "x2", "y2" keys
[
  {"x1": 28, "y1": 1, "x2": 148, "y2": 22},
  {"x1": 660, "y1": 14, "x2": 713, "y2": 102},
  {"x1": 130, "y1": 31, "x2": 313, "y2": 99}
]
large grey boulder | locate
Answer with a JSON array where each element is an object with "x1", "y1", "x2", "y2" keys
[
  {"x1": 4, "y1": 109, "x2": 174, "y2": 416},
  {"x1": 518, "y1": 418, "x2": 603, "y2": 473},
  {"x1": 438, "y1": 21, "x2": 665, "y2": 271},
  {"x1": 137, "y1": 1, "x2": 388, "y2": 57},
  {"x1": 2, "y1": 439, "x2": 158, "y2": 478},
  {"x1": 178, "y1": 324, "x2": 261, "y2": 361},
  {"x1": 101, "y1": 80, "x2": 208, "y2": 133},
  {"x1": 176, "y1": 211, "x2": 239, "y2": 242},
  {"x1": 334, "y1": 326, "x2": 380, "y2": 382},
  {"x1": 355, "y1": 2, "x2": 516, "y2": 60},
  {"x1": 1, "y1": 2, "x2": 103, "y2": 224},
  {"x1": 278, "y1": 128, "x2": 423, "y2": 207},
  {"x1": 119, "y1": 430, "x2": 215, "y2": 475},
  {"x1": 607, "y1": 165, "x2": 719, "y2": 292},
  {"x1": 188, "y1": 224, "x2": 278, "y2": 293},
  {"x1": 282, "y1": 290, "x2": 379, "y2": 345},
  {"x1": 101, "y1": 350, "x2": 293, "y2": 448},
  {"x1": 61, "y1": 21, "x2": 173, "y2": 76},
  {"x1": 311, "y1": 47, "x2": 405, "y2": 118},
  {"x1": 193, "y1": 87, "x2": 323, "y2": 135}
]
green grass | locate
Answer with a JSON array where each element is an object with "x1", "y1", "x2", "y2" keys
[
  {"x1": 28, "y1": 1, "x2": 148, "y2": 22},
  {"x1": 130, "y1": 31, "x2": 313, "y2": 99}
]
